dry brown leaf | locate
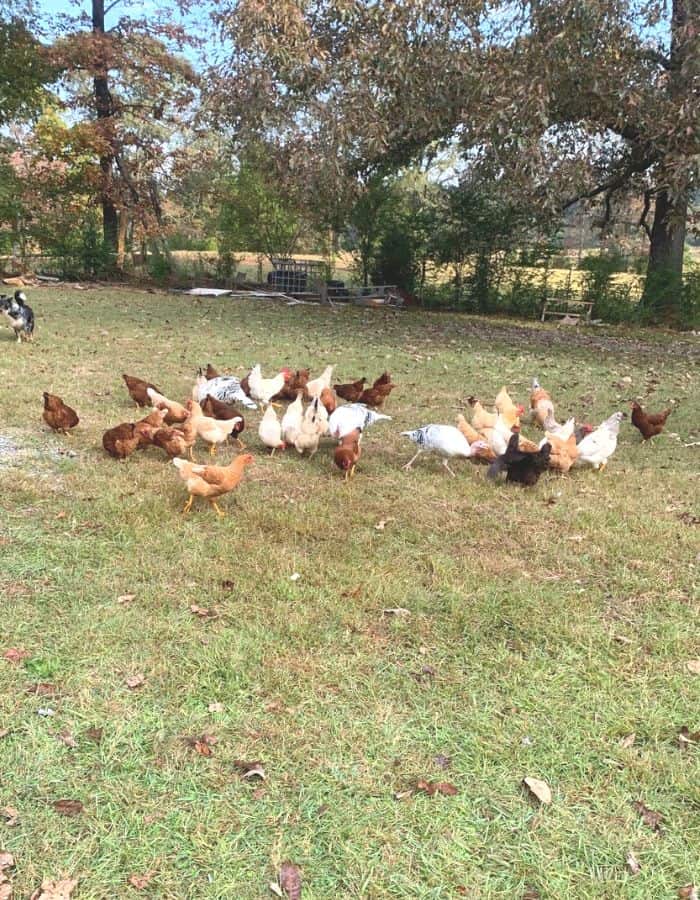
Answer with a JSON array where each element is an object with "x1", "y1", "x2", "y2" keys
[
  {"x1": 128, "y1": 872, "x2": 154, "y2": 890},
  {"x1": 234, "y1": 759, "x2": 266, "y2": 780},
  {"x1": 632, "y1": 800, "x2": 663, "y2": 832},
  {"x1": 522, "y1": 890, "x2": 541, "y2": 900},
  {"x1": 0, "y1": 807, "x2": 19, "y2": 827},
  {"x1": 686, "y1": 660, "x2": 700, "y2": 675},
  {"x1": 679, "y1": 887, "x2": 699, "y2": 900},
  {"x1": 84, "y1": 727, "x2": 103, "y2": 744},
  {"x1": 522, "y1": 777, "x2": 552, "y2": 805},
  {"x1": 414, "y1": 779, "x2": 459, "y2": 797},
  {"x1": 125, "y1": 674, "x2": 145, "y2": 690},
  {"x1": 52, "y1": 799, "x2": 83, "y2": 817},
  {"x1": 189, "y1": 604, "x2": 218, "y2": 619},
  {"x1": 185, "y1": 733, "x2": 217, "y2": 757},
  {"x1": 56, "y1": 731, "x2": 77, "y2": 749},
  {"x1": 620, "y1": 733, "x2": 636, "y2": 749},
  {"x1": 374, "y1": 518, "x2": 394, "y2": 530},
  {"x1": 27, "y1": 683, "x2": 59, "y2": 697},
  {"x1": 29, "y1": 877, "x2": 78, "y2": 900},
  {"x1": 117, "y1": 593, "x2": 136, "y2": 604},
  {"x1": 678, "y1": 727, "x2": 700, "y2": 749},
  {"x1": 3, "y1": 648, "x2": 29, "y2": 665},
  {"x1": 279, "y1": 862, "x2": 302, "y2": 900},
  {"x1": 0, "y1": 852, "x2": 13, "y2": 872},
  {"x1": 626, "y1": 851, "x2": 641, "y2": 875},
  {"x1": 0, "y1": 730, "x2": 8, "y2": 740}
]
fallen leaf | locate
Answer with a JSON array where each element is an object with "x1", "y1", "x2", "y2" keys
[
  {"x1": 269, "y1": 883, "x2": 284, "y2": 898},
  {"x1": 279, "y1": 862, "x2": 302, "y2": 900},
  {"x1": 185, "y1": 733, "x2": 217, "y2": 756},
  {"x1": 382, "y1": 607, "x2": 410, "y2": 617},
  {"x1": 0, "y1": 806, "x2": 19, "y2": 827},
  {"x1": 686, "y1": 660, "x2": 700, "y2": 675},
  {"x1": 234, "y1": 759, "x2": 266, "y2": 780},
  {"x1": 221, "y1": 579, "x2": 235, "y2": 590},
  {"x1": 55, "y1": 511, "x2": 67, "y2": 519},
  {"x1": 374, "y1": 518, "x2": 394, "y2": 530},
  {"x1": 632, "y1": 800, "x2": 663, "y2": 832},
  {"x1": 84, "y1": 726, "x2": 103, "y2": 744},
  {"x1": 117, "y1": 593, "x2": 136, "y2": 604},
  {"x1": 433, "y1": 754, "x2": 451, "y2": 769},
  {"x1": 393, "y1": 790, "x2": 414, "y2": 800},
  {"x1": 0, "y1": 851, "x2": 13, "y2": 900},
  {"x1": 189, "y1": 604, "x2": 218, "y2": 619},
  {"x1": 678, "y1": 727, "x2": 700, "y2": 749},
  {"x1": 0, "y1": 730, "x2": 8, "y2": 740},
  {"x1": 29, "y1": 877, "x2": 78, "y2": 900},
  {"x1": 52, "y1": 799, "x2": 83, "y2": 817},
  {"x1": 128, "y1": 872, "x2": 154, "y2": 890},
  {"x1": 37, "y1": 707, "x2": 55, "y2": 717},
  {"x1": 56, "y1": 731, "x2": 77, "y2": 749},
  {"x1": 125, "y1": 674, "x2": 145, "y2": 690},
  {"x1": 3, "y1": 648, "x2": 30, "y2": 665},
  {"x1": 27, "y1": 683, "x2": 59, "y2": 697},
  {"x1": 208, "y1": 702, "x2": 225, "y2": 713},
  {"x1": 522, "y1": 777, "x2": 552, "y2": 805},
  {"x1": 613, "y1": 634, "x2": 634, "y2": 645},
  {"x1": 0, "y1": 853, "x2": 13, "y2": 872},
  {"x1": 414, "y1": 779, "x2": 459, "y2": 797},
  {"x1": 626, "y1": 851, "x2": 641, "y2": 875},
  {"x1": 679, "y1": 886, "x2": 699, "y2": 900},
  {"x1": 522, "y1": 890, "x2": 541, "y2": 900},
  {"x1": 252, "y1": 786, "x2": 266, "y2": 801},
  {"x1": 620, "y1": 733, "x2": 636, "y2": 749}
]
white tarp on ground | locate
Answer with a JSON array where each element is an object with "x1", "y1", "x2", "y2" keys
[{"x1": 185, "y1": 288, "x2": 233, "y2": 296}]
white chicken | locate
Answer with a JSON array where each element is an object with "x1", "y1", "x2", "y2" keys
[
  {"x1": 487, "y1": 414, "x2": 516, "y2": 456},
  {"x1": 195, "y1": 373, "x2": 257, "y2": 410},
  {"x1": 401, "y1": 424, "x2": 488, "y2": 477},
  {"x1": 281, "y1": 391, "x2": 304, "y2": 445},
  {"x1": 294, "y1": 399, "x2": 325, "y2": 456},
  {"x1": 305, "y1": 365, "x2": 334, "y2": 399},
  {"x1": 248, "y1": 364, "x2": 290, "y2": 406},
  {"x1": 574, "y1": 412, "x2": 625, "y2": 470},
  {"x1": 258, "y1": 404, "x2": 285, "y2": 454},
  {"x1": 541, "y1": 416, "x2": 575, "y2": 442},
  {"x1": 328, "y1": 403, "x2": 391, "y2": 439}
]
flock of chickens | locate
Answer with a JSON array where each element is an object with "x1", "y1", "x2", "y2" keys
[{"x1": 39, "y1": 363, "x2": 672, "y2": 516}]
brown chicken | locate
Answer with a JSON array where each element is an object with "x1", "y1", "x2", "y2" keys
[
  {"x1": 631, "y1": 401, "x2": 672, "y2": 440},
  {"x1": 173, "y1": 452, "x2": 255, "y2": 517},
  {"x1": 133, "y1": 408, "x2": 167, "y2": 446},
  {"x1": 205, "y1": 363, "x2": 219, "y2": 379},
  {"x1": 102, "y1": 423, "x2": 141, "y2": 460},
  {"x1": 274, "y1": 368, "x2": 310, "y2": 402},
  {"x1": 334, "y1": 428, "x2": 362, "y2": 479},
  {"x1": 122, "y1": 373, "x2": 161, "y2": 408},
  {"x1": 320, "y1": 386, "x2": 337, "y2": 415},
  {"x1": 334, "y1": 377, "x2": 366, "y2": 402},
  {"x1": 201, "y1": 395, "x2": 246, "y2": 447},
  {"x1": 42, "y1": 392, "x2": 79, "y2": 434},
  {"x1": 157, "y1": 411, "x2": 198, "y2": 460},
  {"x1": 358, "y1": 379, "x2": 396, "y2": 408},
  {"x1": 146, "y1": 388, "x2": 188, "y2": 424}
]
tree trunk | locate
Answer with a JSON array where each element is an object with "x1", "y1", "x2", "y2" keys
[
  {"x1": 92, "y1": 0, "x2": 118, "y2": 256},
  {"x1": 116, "y1": 211, "x2": 128, "y2": 268},
  {"x1": 640, "y1": 188, "x2": 687, "y2": 322}
]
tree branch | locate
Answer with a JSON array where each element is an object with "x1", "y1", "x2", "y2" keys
[
  {"x1": 561, "y1": 152, "x2": 657, "y2": 210},
  {"x1": 638, "y1": 188, "x2": 654, "y2": 241},
  {"x1": 637, "y1": 48, "x2": 672, "y2": 70}
]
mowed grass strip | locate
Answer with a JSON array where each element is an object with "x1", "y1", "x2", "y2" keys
[{"x1": 0, "y1": 286, "x2": 698, "y2": 898}]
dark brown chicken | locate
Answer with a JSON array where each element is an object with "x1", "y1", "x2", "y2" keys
[
  {"x1": 205, "y1": 363, "x2": 219, "y2": 379},
  {"x1": 358, "y1": 382, "x2": 397, "y2": 408},
  {"x1": 152, "y1": 426, "x2": 190, "y2": 458},
  {"x1": 334, "y1": 377, "x2": 366, "y2": 402},
  {"x1": 320, "y1": 387, "x2": 337, "y2": 415},
  {"x1": 631, "y1": 401, "x2": 672, "y2": 440},
  {"x1": 42, "y1": 392, "x2": 79, "y2": 434},
  {"x1": 122, "y1": 373, "x2": 161, "y2": 407},
  {"x1": 275, "y1": 368, "x2": 310, "y2": 402}
]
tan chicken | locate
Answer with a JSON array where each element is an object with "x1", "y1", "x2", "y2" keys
[
  {"x1": 494, "y1": 386, "x2": 523, "y2": 429},
  {"x1": 468, "y1": 396, "x2": 498, "y2": 433},
  {"x1": 530, "y1": 378, "x2": 557, "y2": 429},
  {"x1": 147, "y1": 387, "x2": 188, "y2": 424},
  {"x1": 189, "y1": 400, "x2": 242, "y2": 455},
  {"x1": 456, "y1": 414, "x2": 497, "y2": 462},
  {"x1": 294, "y1": 399, "x2": 325, "y2": 456},
  {"x1": 320, "y1": 386, "x2": 337, "y2": 415},
  {"x1": 173, "y1": 453, "x2": 254, "y2": 517},
  {"x1": 545, "y1": 431, "x2": 579, "y2": 473}
]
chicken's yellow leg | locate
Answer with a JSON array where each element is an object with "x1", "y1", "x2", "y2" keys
[
  {"x1": 209, "y1": 499, "x2": 225, "y2": 517},
  {"x1": 182, "y1": 495, "x2": 194, "y2": 514},
  {"x1": 236, "y1": 437, "x2": 247, "y2": 450}
]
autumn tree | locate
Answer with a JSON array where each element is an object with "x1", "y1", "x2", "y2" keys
[{"x1": 211, "y1": 0, "x2": 698, "y2": 322}]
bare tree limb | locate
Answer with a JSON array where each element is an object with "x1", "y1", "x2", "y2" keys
[
  {"x1": 637, "y1": 48, "x2": 672, "y2": 70},
  {"x1": 638, "y1": 188, "x2": 654, "y2": 241},
  {"x1": 561, "y1": 152, "x2": 657, "y2": 210}
]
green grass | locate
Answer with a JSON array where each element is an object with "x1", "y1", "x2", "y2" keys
[{"x1": 1, "y1": 287, "x2": 699, "y2": 899}]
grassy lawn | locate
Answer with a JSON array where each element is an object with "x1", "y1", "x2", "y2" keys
[{"x1": 1, "y1": 286, "x2": 699, "y2": 899}]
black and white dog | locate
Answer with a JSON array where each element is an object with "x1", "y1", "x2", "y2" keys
[{"x1": 0, "y1": 290, "x2": 35, "y2": 342}]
